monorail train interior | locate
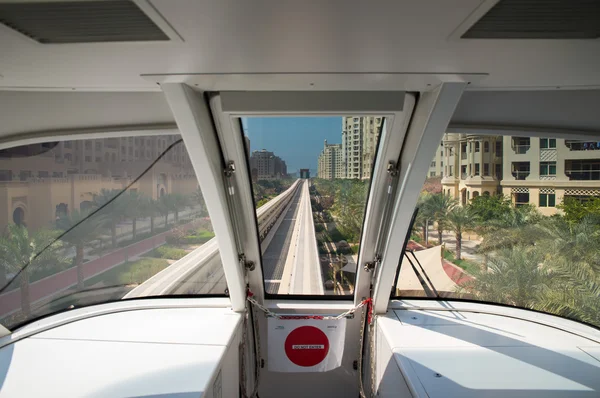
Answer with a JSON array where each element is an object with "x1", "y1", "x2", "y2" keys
[{"x1": 0, "y1": 1, "x2": 600, "y2": 397}]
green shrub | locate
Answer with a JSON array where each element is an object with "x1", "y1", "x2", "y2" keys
[
  {"x1": 315, "y1": 224, "x2": 325, "y2": 233},
  {"x1": 119, "y1": 258, "x2": 169, "y2": 285},
  {"x1": 151, "y1": 245, "x2": 187, "y2": 260}
]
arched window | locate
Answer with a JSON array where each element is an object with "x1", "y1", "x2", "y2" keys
[
  {"x1": 484, "y1": 141, "x2": 490, "y2": 152},
  {"x1": 13, "y1": 207, "x2": 25, "y2": 226}
]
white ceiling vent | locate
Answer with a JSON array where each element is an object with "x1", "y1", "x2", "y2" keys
[
  {"x1": 0, "y1": 0, "x2": 174, "y2": 43},
  {"x1": 462, "y1": 0, "x2": 600, "y2": 39}
]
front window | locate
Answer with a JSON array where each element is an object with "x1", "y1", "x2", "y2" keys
[
  {"x1": 243, "y1": 116, "x2": 384, "y2": 296},
  {"x1": 397, "y1": 132, "x2": 600, "y2": 329},
  {"x1": 0, "y1": 134, "x2": 223, "y2": 330}
]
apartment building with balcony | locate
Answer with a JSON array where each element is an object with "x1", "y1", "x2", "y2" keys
[
  {"x1": 501, "y1": 136, "x2": 600, "y2": 215},
  {"x1": 342, "y1": 116, "x2": 383, "y2": 179},
  {"x1": 441, "y1": 133, "x2": 503, "y2": 205},
  {"x1": 317, "y1": 140, "x2": 344, "y2": 180}
]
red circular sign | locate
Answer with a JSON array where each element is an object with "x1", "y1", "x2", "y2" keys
[{"x1": 284, "y1": 326, "x2": 329, "y2": 367}]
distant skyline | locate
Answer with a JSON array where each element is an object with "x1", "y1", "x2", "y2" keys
[{"x1": 243, "y1": 117, "x2": 342, "y2": 173}]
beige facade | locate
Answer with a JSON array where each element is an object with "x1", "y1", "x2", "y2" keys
[
  {"x1": 0, "y1": 135, "x2": 197, "y2": 232},
  {"x1": 441, "y1": 133, "x2": 600, "y2": 215},
  {"x1": 428, "y1": 145, "x2": 444, "y2": 177},
  {"x1": 342, "y1": 116, "x2": 383, "y2": 180},
  {"x1": 501, "y1": 137, "x2": 600, "y2": 216},
  {"x1": 317, "y1": 140, "x2": 344, "y2": 180},
  {"x1": 441, "y1": 133, "x2": 503, "y2": 205}
]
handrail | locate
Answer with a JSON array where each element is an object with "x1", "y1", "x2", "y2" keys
[{"x1": 125, "y1": 179, "x2": 301, "y2": 298}]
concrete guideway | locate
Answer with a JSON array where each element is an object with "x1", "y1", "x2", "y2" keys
[{"x1": 287, "y1": 180, "x2": 323, "y2": 295}]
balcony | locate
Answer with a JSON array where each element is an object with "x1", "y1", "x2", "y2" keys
[
  {"x1": 511, "y1": 137, "x2": 530, "y2": 154},
  {"x1": 565, "y1": 141, "x2": 600, "y2": 151},
  {"x1": 565, "y1": 160, "x2": 600, "y2": 180},
  {"x1": 512, "y1": 171, "x2": 530, "y2": 180},
  {"x1": 512, "y1": 144, "x2": 530, "y2": 154}
]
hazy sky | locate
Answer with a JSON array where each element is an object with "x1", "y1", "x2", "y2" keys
[{"x1": 243, "y1": 117, "x2": 342, "y2": 173}]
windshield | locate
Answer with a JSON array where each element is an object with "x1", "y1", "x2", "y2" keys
[
  {"x1": 242, "y1": 116, "x2": 384, "y2": 296},
  {"x1": 0, "y1": 134, "x2": 224, "y2": 330},
  {"x1": 394, "y1": 133, "x2": 600, "y2": 328}
]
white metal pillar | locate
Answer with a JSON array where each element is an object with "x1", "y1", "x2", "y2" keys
[
  {"x1": 161, "y1": 83, "x2": 246, "y2": 312},
  {"x1": 372, "y1": 82, "x2": 466, "y2": 314}
]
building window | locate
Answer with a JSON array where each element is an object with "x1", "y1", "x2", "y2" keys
[
  {"x1": 448, "y1": 166, "x2": 453, "y2": 176},
  {"x1": 85, "y1": 141, "x2": 92, "y2": 150},
  {"x1": 496, "y1": 141, "x2": 503, "y2": 156},
  {"x1": 431, "y1": 161, "x2": 436, "y2": 167},
  {"x1": 475, "y1": 164, "x2": 480, "y2": 175},
  {"x1": 484, "y1": 163, "x2": 489, "y2": 176},
  {"x1": 475, "y1": 142, "x2": 480, "y2": 152},
  {"x1": 539, "y1": 193, "x2": 556, "y2": 207},
  {"x1": 484, "y1": 141, "x2": 490, "y2": 152},
  {"x1": 515, "y1": 192, "x2": 530, "y2": 206},
  {"x1": 95, "y1": 157, "x2": 101, "y2": 162},
  {"x1": 430, "y1": 171, "x2": 436, "y2": 177},
  {"x1": 461, "y1": 165, "x2": 467, "y2": 179},
  {"x1": 64, "y1": 141, "x2": 72, "y2": 149},
  {"x1": 540, "y1": 161, "x2": 556, "y2": 176},
  {"x1": 95, "y1": 142, "x2": 102, "y2": 150},
  {"x1": 540, "y1": 138, "x2": 557, "y2": 149},
  {"x1": 85, "y1": 156, "x2": 91, "y2": 162},
  {"x1": 440, "y1": 161, "x2": 443, "y2": 167},
  {"x1": 19, "y1": 170, "x2": 32, "y2": 181},
  {"x1": 440, "y1": 150, "x2": 443, "y2": 156}
]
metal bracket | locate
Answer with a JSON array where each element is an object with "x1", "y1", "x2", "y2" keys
[
  {"x1": 387, "y1": 161, "x2": 399, "y2": 177},
  {"x1": 240, "y1": 254, "x2": 255, "y2": 272},
  {"x1": 224, "y1": 161, "x2": 236, "y2": 177},
  {"x1": 364, "y1": 255, "x2": 381, "y2": 272}
]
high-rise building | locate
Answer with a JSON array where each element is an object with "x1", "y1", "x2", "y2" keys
[
  {"x1": 342, "y1": 116, "x2": 383, "y2": 179},
  {"x1": 317, "y1": 140, "x2": 344, "y2": 180},
  {"x1": 249, "y1": 149, "x2": 287, "y2": 181},
  {"x1": 441, "y1": 133, "x2": 600, "y2": 216}
]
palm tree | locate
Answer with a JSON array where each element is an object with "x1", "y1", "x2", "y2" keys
[
  {"x1": 157, "y1": 194, "x2": 177, "y2": 228},
  {"x1": 123, "y1": 191, "x2": 145, "y2": 239},
  {"x1": 476, "y1": 205, "x2": 542, "y2": 258},
  {"x1": 192, "y1": 186, "x2": 208, "y2": 217},
  {"x1": 532, "y1": 216, "x2": 600, "y2": 325},
  {"x1": 56, "y1": 209, "x2": 105, "y2": 290},
  {"x1": 93, "y1": 189, "x2": 129, "y2": 248},
  {"x1": 446, "y1": 206, "x2": 477, "y2": 260},
  {"x1": 425, "y1": 193, "x2": 457, "y2": 244},
  {"x1": 171, "y1": 193, "x2": 190, "y2": 223},
  {"x1": 460, "y1": 246, "x2": 551, "y2": 308},
  {"x1": 0, "y1": 225, "x2": 67, "y2": 316},
  {"x1": 414, "y1": 193, "x2": 435, "y2": 245},
  {"x1": 140, "y1": 196, "x2": 159, "y2": 235}
]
